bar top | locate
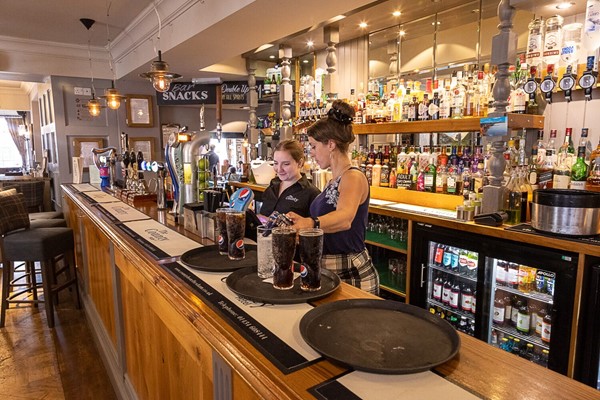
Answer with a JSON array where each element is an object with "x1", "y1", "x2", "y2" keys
[{"x1": 62, "y1": 184, "x2": 600, "y2": 400}]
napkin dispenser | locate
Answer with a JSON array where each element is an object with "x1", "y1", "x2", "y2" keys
[
  {"x1": 199, "y1": 210, "x2": 217, "y2": 242},
  {"x1": 183, "y1": 203, "x2": 203, "y2": 235}
]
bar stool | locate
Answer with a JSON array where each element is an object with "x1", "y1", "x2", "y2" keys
[{"x1": 0, "y1": 192, "x2": 80, "y2": 328}]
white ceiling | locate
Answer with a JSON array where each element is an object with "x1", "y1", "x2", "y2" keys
[{"x1": 0, "y1": 0, "x2": 586, "y2": 95}]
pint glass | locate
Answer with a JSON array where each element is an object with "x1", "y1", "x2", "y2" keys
[
  {"x1": 271, "y1": 226, "x2": 297, "y2": 290},
  {"x1": 215, "y1": 208, "x2": 234, "y2": 255},
  {"x1": 226, "y1": 210, "x2": 246, "y2": 260},
  {"x1": 299, "y1": 228, "x2": 323, "y2": 291}
]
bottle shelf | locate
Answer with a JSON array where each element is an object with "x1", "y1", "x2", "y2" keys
[
  {"x1": 494, "y1": 283, "x2": 554, "y2": 305},
  {"x1": 492, "y1": 323, "x2": 549, "y2": 350},
  {"x1": 352, "y1": 113, "x2": 544, "y2": 135},
  {"x1": 430, "y1": 263, "x2": 477, "y2": 283},
  {"x1": 428, "y1": 298, "x2": 476, "y2": 322}
]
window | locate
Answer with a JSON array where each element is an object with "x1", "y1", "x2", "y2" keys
[{"x1": 0, "y1": 117, "x2": 23, "y2": 169}]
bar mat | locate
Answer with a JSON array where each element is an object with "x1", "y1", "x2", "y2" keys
[{"x1": 162, "y1": 262, "x2": 321, "y2": 374}]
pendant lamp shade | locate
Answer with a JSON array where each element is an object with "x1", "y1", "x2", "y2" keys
[
  {"x1": 87, "y1": 94, "x2": 102, "y2": 117},
  {"x1": 139, "y1": 51, "x2": 182, "y2": 92},
  {"x1": 100, "y1": 81, "x2": 126, "y2": 110}
]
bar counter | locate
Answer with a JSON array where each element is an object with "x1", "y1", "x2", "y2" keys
[{"x1": 61, "y1": 184, "x2": 599, "y2": 400}]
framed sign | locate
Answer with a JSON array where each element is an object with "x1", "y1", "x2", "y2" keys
[
  {"x1": 130, "y1": 137, "x2": 156, "y2": 162},
  {"x1": 161, "y1": 123, "x2": 180, "y2": 150},
  {"x1": 126, "y1": 95, "x2": 154, "y2": 127},
  {"x1": 72, "y1": 137, "x2": 104, "y2": 168}
]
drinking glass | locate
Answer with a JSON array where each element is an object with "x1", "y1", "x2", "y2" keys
[
  {"x1": 256, "y1": 225, "x2": 274, "y2": 279},
  {"x1": 215, "y1": 208, "x2": 234, "y2": 255},
  {"x1": 298, "y1": 228, "x2": 323, "y2": 291},
  {"x1": 225, "y1": 210, "x2": 245, "y2": 260},
  {"x1": 271, "y1": 226, "x2": 297, "y2": 290}
]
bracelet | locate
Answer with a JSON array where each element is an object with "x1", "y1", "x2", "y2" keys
[{"x1": 311, "y1": 216, "x2": 320, "y2": 229}]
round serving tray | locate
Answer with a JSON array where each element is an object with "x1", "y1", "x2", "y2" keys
[
  {"x1": 180, "y1": 245, "x2": 257, "y2": 272},
  {"x1": 225, "y1": 266, "x2": 341, "y2": 304},
  {"x1": 299, "y1": 299, "x2": 460, "y2": 374}
]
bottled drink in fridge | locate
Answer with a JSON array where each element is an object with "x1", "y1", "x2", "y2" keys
[
  {"x1": 517, "y1": 300, "x2": 531, "y2": 335},
  {"x1": 493, "y1": 294, "x2": 506, "y2": 326}
]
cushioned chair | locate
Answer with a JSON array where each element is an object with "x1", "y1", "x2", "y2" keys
[
  {"x1": 0, "y1": 187, "x2": 64, "y2": 222},
  {"x1": 0, "y1": 192, "x2": 79, "y2": 328}
]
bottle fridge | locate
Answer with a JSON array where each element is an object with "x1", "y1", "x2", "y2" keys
[
  {"x1": 410, "y1": 222, "x2": 578, "y2": 375},
  {"x1": 574, "y1": 257, "x2": 600, "y2": 389}
]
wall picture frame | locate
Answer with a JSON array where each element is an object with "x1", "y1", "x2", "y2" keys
[
  {"x1": 126, "y1": 95, "x2": 154, "y2": 127},
  {"x1": 72, "y1": 137, "x2": 104, "y2": 169},
  {"x1": 129, "y1": 137, "x2": 156, "y2": 162}
]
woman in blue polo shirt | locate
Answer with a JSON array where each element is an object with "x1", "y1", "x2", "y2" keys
[{"x1": 259, "y1": 139, "x2": 320, "y2": 219}]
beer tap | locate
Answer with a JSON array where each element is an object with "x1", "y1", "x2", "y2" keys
[
  {"x1": 558, "y1": 65, "x2": 576, "y2": 102},
  {"x1": 151, "y1": 162, "x2": 167, "y2": 210},
  {"x1": 182, "y1": 105, "x2": 210, "y2": 206},
  {"x1": 578, "y1": 56, "x2": 597, "y2": 101},
  {"x1": 523, "y1": 66, "x2": 539, "y2": 110},
  {"x1": 539, "y1": 65, "x2": 556, "y2": 104}
]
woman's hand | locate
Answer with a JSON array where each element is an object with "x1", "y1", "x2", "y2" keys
[{"x1": 286, "y1": 212, "x2": 314, "y2": 231}]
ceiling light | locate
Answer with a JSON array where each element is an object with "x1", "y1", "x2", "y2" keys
[
  {"x1": 392, "y1": 11, "x2": 401, "y2": 17},
  {"x1": 87, "y1": 95, "x2": 102, "y2": 117},
  {"x1": 269, "y1": 55, "x2": 275, "y2": 59},
  {"x1": 303, "y1": 60, "x2": 309, "y2": 64},
  {"x1": 399, "y1": 30, "x2": 406, "y2": 36},
  {"x1": 556, "y1": 2, "x2": 573, "y2": 9},
  {"x1": 100, "y1": 81, "x2": 126, "y2": 110},
  {"x1": 307, "y1": 40, "x2": 314, "y2": 47},
  {"x1": 359, "y1": 22, "x2": 368, "y2": 29},
  {"x1": 139, "y1": 6, "x2": 182, "y2": 92},
  {"x1": 255, "y1": 43, "x2": 274, "y2": 53},
  {"x1": 140, "y1": 50, "x2": 182, "y2": 92},
  {"x1": 431, "y1": 21, "x2": 441, "y2": 25}
]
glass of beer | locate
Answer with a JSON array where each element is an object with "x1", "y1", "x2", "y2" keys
[
  {"x1": 216, "y1": 208, "x2": 234, "y2": 255},
  {"x1": 271, "y1": 226, "x2": 297, "y2": 290},
  {"x1": 299, "y1": 228, "x2": 323, "y2": 291},
  {"x1": 256, "y1": 225, "x2": 274, "y2": 279},
  {"x1": 225, "y1": 210, "x2": 246, "y2": 260}
]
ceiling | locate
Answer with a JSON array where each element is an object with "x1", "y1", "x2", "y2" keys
[{"x1": 0, "y1": 0, "x2": 589, "y2": 93}]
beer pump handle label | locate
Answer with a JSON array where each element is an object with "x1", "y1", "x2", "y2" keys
[
  {"x1": 540, "y1": 77, "x2": 555, "y2": 93},
  {"x1": 578, "y1": 72, "x2": 597, "y2": 90},
  {"x1": 523, "y1": 78, "x2": 538, "y2": 95},
  {"x1": 559, "y1": 75, "x2": 576, "y2": 92}
]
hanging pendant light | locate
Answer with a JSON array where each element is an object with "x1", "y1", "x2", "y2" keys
[
  {"x1": 81, "y1": 18, "x2": 105, "y2": 117},
  {"x1": 140, "y1": 50, "x2": 182, "y2": 92},
  {"x1": 139, "y1": 5, "x2": 181, "y2": 92},
  {"x1": 100, "y1": 80, "x2": 126, "y2": 110},
  {"x1": 87, "y1": 94, "x2": 102, "y2": 117}
]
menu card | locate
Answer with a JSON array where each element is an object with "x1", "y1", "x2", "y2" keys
[
  {"x1": 95, "y1": 202, "x2": 151, "y2": 223},
  {"x1": 310, "y1": 370, "x2": 480, "y2": 400},
  {"x1": 69, "y1": 183, "x2": 98, "y2": 192},
  {"x1": 118, "y1": 219, "x2": 201, "y2": 259},
  {"x1": 80, "y1": 190, "x2": 120, "y2": 204}
]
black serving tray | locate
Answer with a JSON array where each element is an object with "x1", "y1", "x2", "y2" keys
[
  {"x1": 299, "y1": 299, "x2": 460, "y2": 374},
  {"x1": 225, "y1": 266, "x2": 341, "y2": 304},
  {"x1": 180, "y1": 245, "x2": 257, "y2": 272}
]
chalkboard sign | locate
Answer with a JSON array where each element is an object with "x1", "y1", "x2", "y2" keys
[
  {"x1": 157, "y1": 82, "x2": 216, "y2": 105},
  {"x1": 397, "y1": 174, "x2": 413, "y2": 189}
]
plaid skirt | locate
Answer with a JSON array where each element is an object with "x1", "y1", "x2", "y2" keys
[{"x1": 322, "y1": 249, "x2": 379, "y2": 295}]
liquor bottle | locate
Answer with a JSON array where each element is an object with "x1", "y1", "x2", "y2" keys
[
  {"x1": 543, "y1": 15, "x2": 564, "y2": 77},
  {"x1": 553, "y1": 145, "x2": 572, "y2": 189},
  {"x1": 424, "y1": 156, "x2": 437, "y2": 192},
  {"x1": 570, "y1": 146, "x2": 589, "y2": 190},
  {"x1": 588, "y1": 157, "x2": 600, "y2": 190},
  {"x1": 526, "y1": 17, "x2": 545, "y2": 76},
  {"x1": 418, "y1": 93, "x2": 430, "y2": 121},
  {"x1": 535, "y1": 129, "x2": 547, "y2": 167},
  {"x1": 449, "y1": 145, "x2": 459, "y2": 167},
  {"x1": 519, "y1": 167, "x2": 533, "y2": 222},
  {"x1": 372, "y1": 159, "x2": 382, "y2": 187},
  {"x1": 440, "y1": 83, "x2": 452, "y2": 119},
  {"x1": 579, "y1": 128, "x2": 592, "y2": 163},
  {"x1": 380, "y1": 162, "x2": 390, "y2": 188},
  {"x1": 529, "y1": 148, "x2": 539, "y2": 190},
  {"x1": 401, "y1": 88, "x2": 411, "y2": 121},
  {"x1": 536, "y1": 307, "x2": 546, "y2": 337},
  {"x1": 436, "y1": 160, "x2": 448, "y2": 194},
  {"x1": 503, "y1": 170, "x2": 522, "y2": 225},
  {"x1": 446, "y1": 166, "x2": 458, "y2": 195},
  {"x1": 591, "y1": 139, "x2": 600, "y2": 172},
  {"x1": 367, "y1": 144, "x2": 376, "y2": 165},
  {"x1": 408, "y1": 96, "x2": 418, "y2": 121},
  {"x1": 560, "y1": 127, "x2": 576, "y2": 167},
  {"x1": 451, "y1": 72, "x2": 465, "y2": 119},
  {"x1": 541, "y1": 312, "x2": 552, "y2": 343},
  {"x1": 429, "y1": 91, "x2": 441, "y2": 120},
  {"x1": 463, "y1": 75, "x2": 475, "y2": 117}
]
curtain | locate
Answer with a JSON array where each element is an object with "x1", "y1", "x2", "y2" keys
[{"x1": 5, "y1": 117, "x2": 26, "y2": 167}]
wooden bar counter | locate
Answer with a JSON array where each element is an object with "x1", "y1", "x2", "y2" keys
[{"x1": 62, "y1": 185, "x2": 599, "y2": 400}]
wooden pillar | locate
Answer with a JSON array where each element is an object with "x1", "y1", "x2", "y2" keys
[
  {"x1": 246, "y1": 59, "x2": 259, "y2": 160},
  {"x1": 278, "y1": 45, "x2": 293, "y2": 141},
  {"x1": 323, "y1": 26, "x2": 339, "y2": 102},
  {"x1": 482, "y1": 0, "x2": 517, "y2": 214}
]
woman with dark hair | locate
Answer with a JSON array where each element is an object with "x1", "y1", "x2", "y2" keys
[
  {"x1": 259, "y1": 139, "x2": 320, "y2": 219},
  {"x1": 287, "y1": 100, "x2": 379, "y2": 295}
]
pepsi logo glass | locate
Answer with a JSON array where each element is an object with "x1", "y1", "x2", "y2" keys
[
  {"x1": 226, "y1": 210, "x2": 246, "y2": 260},
  {"x1": 271, "y1": 227, "x2": 297, "y2": 290},
  {"x1": 216, "y1": 208, "x2": 234, "y2": 255},
  {"x1": 298, "y1": 228, "x2": 323, "y2": 291}
]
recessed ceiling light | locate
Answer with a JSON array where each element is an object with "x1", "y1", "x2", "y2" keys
[
  {"x1": 392, "y1": 11, "x2": 401, "y2": 17},
  {"x1": 556, "y1": 2, "x2": 574, "y2": 9},
  {"x1": 431, "y1": 21, "x2": 441, "y2": 25},
  {"x1": 269, "y1": 55, "x2": 275, "y2": 59},
  {"x1": 303, "y1": 60, "x2": 309, "y2": 64},
  {"x1": 307, "y1": 40, "x2": 314, "y2": 47},
  {"x1": 359, "y1": 22, "x2": 368, "y2": 29},
  {"x1": 399, "y1": 30, "x2": 406, "y2": 36}
]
